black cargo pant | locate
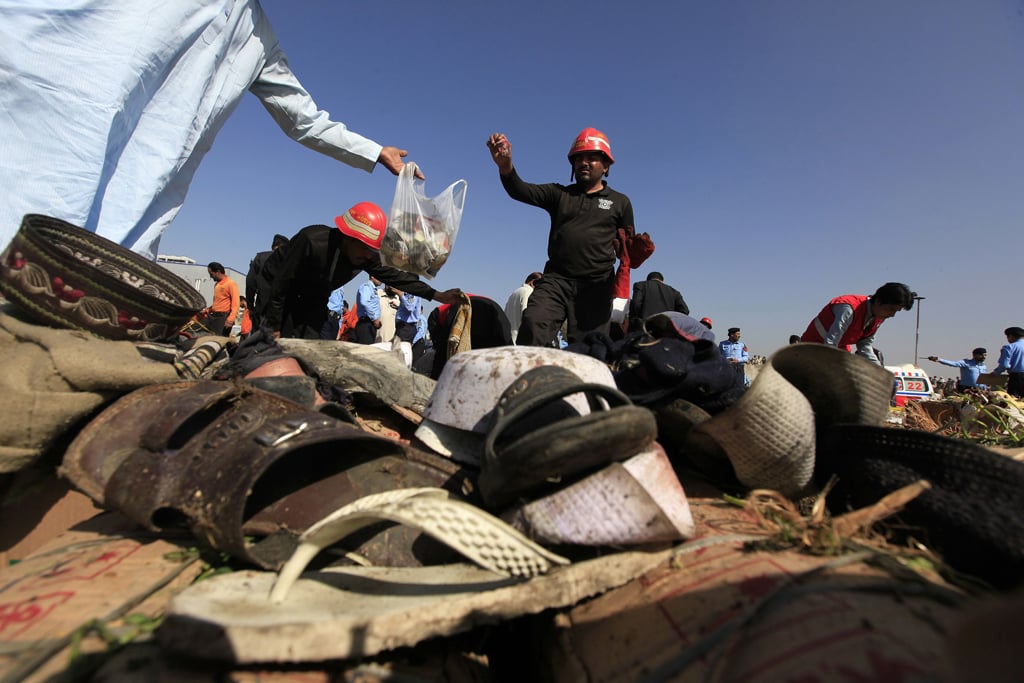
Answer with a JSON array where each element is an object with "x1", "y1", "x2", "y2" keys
[
  {"x1": 517, "y1": 272, "x2": 612, "y2": 347},
  {"x1": 1009, "y1": 372, "x2": 1024, "y2": 398},
  {"x1": 320, "y1": 310, "x2": 342, "y2": 340},
  {"x1": 354, "y1": 318, "x2": 378, "y2": 344},
  {"x1": 205, "y1": 311, "x2": 229, "y2": 335},
  {"x1": 395, "y1": 320, "x2": 418, "y2": 343}
]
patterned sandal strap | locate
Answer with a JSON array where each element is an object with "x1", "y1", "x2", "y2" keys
[{"x1": 270, "y1": 487, "x2": 569, "y2": 603}]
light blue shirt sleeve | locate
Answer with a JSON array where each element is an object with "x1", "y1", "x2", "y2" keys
[
  {"x1": 719, "y1": 340, "x2": 749, "y2": 363},
  {"x1": 395, "y1": 293, "x2": 420, "y2": 323},
  {"x1": 823, "y1": 303, "x2": 855, "y2": 347},
  {"x1": 326, "y1": 287, "x2": 346, "y2": 314},
  {"x1": 356, "y1": 281, "x2": 380, "y2": 320},
  {"x1": 965, "y1": 361, "x2": 985, "y2": 385},
  {"x1": 250, "y1": 24, "x2": 382, "y2": 171},
  {"x1": 854, "y1": 337, "x2": 880, "y2": 364},
  {"x1": 0, "y1": 0, "x2": 383, "y2": 258},
  {"x1": 413, "y1": 313, "x2": 427, "y2": 344},
  {"x1": 991, "y1": 341, "x2": 1024, "y2": 374},
  {"x1": 993, "y1": 349, "x2": 1008, "y2": 374}
]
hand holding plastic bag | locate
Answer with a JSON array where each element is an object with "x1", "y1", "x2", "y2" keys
[{"x1": 382, "y1": 163, "x2": 467, "y2": 279}]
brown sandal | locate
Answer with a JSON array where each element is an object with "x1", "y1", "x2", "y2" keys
[{"x1": 60, "y1": 380, "x2": 474, "y2": 569}]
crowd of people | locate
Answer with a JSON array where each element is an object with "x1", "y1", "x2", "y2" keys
[
  {"x1": 227, "y1": 124, "x2": 1023, "y2": 399},
  {"x1": 174, "y1": 117, "x2": 1022, "y2": 402},
  {"x1": 3, "y1": 1, "x2": 1019, "y2": 399}
]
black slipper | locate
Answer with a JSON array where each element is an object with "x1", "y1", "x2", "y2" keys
[{"x1": 479, "y1": 365, "x2": 657, "y2": 509}]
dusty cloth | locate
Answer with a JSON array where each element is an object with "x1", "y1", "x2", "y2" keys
[
  {"x1": 0, "y1": 305, "x2": 221, "y2": 472},
  {"x1": 447, "y1": 293, "x2": 474, "y2": 359},
  {"x1": 213, "y1": 324, "x2": 351, "y2": 405},
  {"x1": 426, "y1": 295, "x2": 512, "y2": 380}
]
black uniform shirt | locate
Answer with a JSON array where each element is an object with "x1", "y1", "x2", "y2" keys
[
  {"x1": 261, "y1": 225, "x2": 436, "y2": 338},
  {"x1": 500, "y1": 170, "x2": 634, "y2": 279}
]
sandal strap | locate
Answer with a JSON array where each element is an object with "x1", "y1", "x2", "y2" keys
[
  {"x1": 63, "y1": 380, "x2": 463, "y2": 570},
  {"x1": 483, "y1": 366, "x2": 633, "y2": 465},
  {"x1": 270, "y1": 487, "x2": 569, "y2": 603},
  {"x1": 479, "y1": 366, "x2": 653, "y2": 508}
]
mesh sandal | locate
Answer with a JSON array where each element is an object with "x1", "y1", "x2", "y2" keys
[
  {"x1": 688, "y1": 362, "x2": 816, "y2": 497},
  {"x1": 270, "y1": 487, "x2": 570, "y2": 603},
  {"x1": 771, "y1": 343, "x2": 893, "y2": 428}
]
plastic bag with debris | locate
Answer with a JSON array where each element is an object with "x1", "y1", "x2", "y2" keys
[{"x1": 383, "y1": 163, "x2": 467, "y2": 279}]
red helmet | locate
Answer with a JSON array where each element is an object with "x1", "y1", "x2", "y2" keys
[
  {"x1": 700, "y1": 317, "x2": 713, "y2": 328},
  {"x1": 567, "y1": 127, "x2": 614, "y2": 164},
  {"x1": 334, "y1": 201, "x2": 387, "y2": 250}
]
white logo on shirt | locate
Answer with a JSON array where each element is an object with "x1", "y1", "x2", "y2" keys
[{"x1": 597, "y1": 198, "x2": 612, "y2": 210}]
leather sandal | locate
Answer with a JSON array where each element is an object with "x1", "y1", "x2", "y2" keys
[
  {"x1": 60, "y1": 380, "x2": 473, "y2": 569},
  {"x1": 479, "y1": 366, "x2": 657, "y2": 509}
]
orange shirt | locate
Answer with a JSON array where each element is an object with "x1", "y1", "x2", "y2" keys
[
  {"x1": 240, "y1": 305, "x2": 252, "y2": 335},
  {"x1": 212, "y1": 276, "x2": 240, "y2": 325}
]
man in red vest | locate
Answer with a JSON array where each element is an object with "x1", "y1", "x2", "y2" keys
[{"x1": 801, "y1": 282, "x2": 916, "y2": 365}]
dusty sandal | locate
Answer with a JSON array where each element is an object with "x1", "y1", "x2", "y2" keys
[
  {"x1": 479, "y1": 365, "x2": 657, "y2": 509},
  {"x1": 60, "y1": 380, "x2": 471, "y2": 569},
  {"x1": 270, "y1": 487, "x2": 570, "y2": 603}
]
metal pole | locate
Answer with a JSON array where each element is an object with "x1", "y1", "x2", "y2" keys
[{"x1": 913, "y1": 296, "x2": 925, "y2": 364}]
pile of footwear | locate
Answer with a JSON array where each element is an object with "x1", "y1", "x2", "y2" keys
[{"x1": 3, "y1": 258, "x2": 1024, "y2": 679}]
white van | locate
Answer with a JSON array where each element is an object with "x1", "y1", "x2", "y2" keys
[{"x1": 885, "y1": 364, "x2": 934, "y2": 406}]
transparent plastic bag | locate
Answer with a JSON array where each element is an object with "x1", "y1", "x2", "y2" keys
[{"x1": 382, "y1": 163, "x2": 467, "y2": 279}]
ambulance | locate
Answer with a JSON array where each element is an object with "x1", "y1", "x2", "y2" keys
[{"x1": 885, "y1": 364, "x2": 935, "y2": 406}]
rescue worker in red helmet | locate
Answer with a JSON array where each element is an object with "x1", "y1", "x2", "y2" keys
[
  {"x1": 486, "y1": 128, "x2": 637, "y2": 346},
  {"x1": 258, "y1": 201, "x2": 463, "y2": 339}
]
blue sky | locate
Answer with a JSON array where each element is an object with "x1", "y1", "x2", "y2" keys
[{"x1": 160, "y1": 0, "x2": 1024, "y2": 377}]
